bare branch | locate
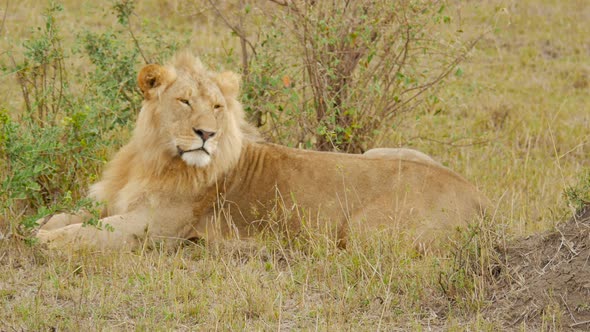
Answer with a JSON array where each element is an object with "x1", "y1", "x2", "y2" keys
[
  {"x1": 207, "y1": 0, "x2": 257, "y2": 57},
  {"x1": 244, "y1": 0, "x2": 479, "y2": 152},
  {"x1": 268, "y1": 0, "x2": 289, "y2": 6},
  {"x1": 406, "y1": 136, "x2": 491, "y2": 147},
  {"x1": 128, "y1": 13, "x2": 149, "y2": 64},
  {"x1": 0, "y1": 0, "x2": 8, "y2": 37}
]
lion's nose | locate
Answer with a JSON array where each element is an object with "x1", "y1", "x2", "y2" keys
[{"x1": 193, "y1": 128, "x2": 216, "y2": 142}]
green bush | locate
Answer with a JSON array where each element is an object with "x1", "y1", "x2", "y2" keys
[
  {"x1": 79, "y1": 0, "x2": 180, "y2": 129},
  {"x1": 565, "y1": 169, "x2": 590, "y2": 212},
  {"x1": 0, "y1": 3, "x2": 99, "y2": 230},
  {"x1": 212, "y1": 1, "x2": 472, "y2": 152},
  {"x1": 0, "y1": 1, "x2": 178, "y2": 233}
]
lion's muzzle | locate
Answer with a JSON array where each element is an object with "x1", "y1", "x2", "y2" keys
[{"x1": 193, "y1": 128, "x2": 216, "y2": 142}]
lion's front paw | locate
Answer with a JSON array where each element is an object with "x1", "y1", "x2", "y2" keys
[
  {"x1": 36, "y1": 226, "x2": 82, "y2": 249},
  {"x1": 35, "y1": 229, "x2": 54, "y2": 247},
  {"x1": 36, "y1": 229, "x2": 67, "y2": 248}
]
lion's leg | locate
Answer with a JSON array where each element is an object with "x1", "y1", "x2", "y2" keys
[
  {"x1": 37, "y1": 206, "x2": 195, "y2": 250},
  {"x1": 37, "y1": 211, "x2": 94, "y2": 231},
  {"x1": 36, "y1": 213, "x2": 148, "y2": 250}
]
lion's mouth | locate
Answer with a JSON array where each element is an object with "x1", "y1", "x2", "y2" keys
[{"x1": 176, "y1": 146, "x2": 210, "y2": 156}]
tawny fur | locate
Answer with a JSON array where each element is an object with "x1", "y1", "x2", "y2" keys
[
  {"x1": 363, "y1": 148, "x2": 441, "y2": 166},
  {"x1": 36, "y1": 53, "x2": 490, "y2": 251}
]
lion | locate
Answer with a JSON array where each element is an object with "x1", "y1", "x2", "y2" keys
[{"x1": 36, "y1": 52, "x2": 490, "y2": 251}]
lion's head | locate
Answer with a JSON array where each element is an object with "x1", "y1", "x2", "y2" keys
[{"x1": 134, "y1": 52, "x2": 248, "y2": 173}]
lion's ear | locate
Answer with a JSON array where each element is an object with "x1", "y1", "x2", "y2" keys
[
  {"x1": 215, "y1": 71, "x2": 241, "y2": 99},
  {"x1": 138, "y1": 64, "x2": 173, "y2": 99}
]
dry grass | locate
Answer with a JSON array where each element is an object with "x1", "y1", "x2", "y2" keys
[
  {"x1": 1, "y1": 234, "x2": 458, "y2": 330},
  {"x1": 1, "y1": 0, "x2": 589, "y2": 330},
  {"x1": 399, "y1": 0, "x2": 590, "y2": 234}
]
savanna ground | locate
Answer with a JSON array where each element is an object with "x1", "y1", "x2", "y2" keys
[{"x1": 1, "y1": 0, "x2": 589, "y2": 330}]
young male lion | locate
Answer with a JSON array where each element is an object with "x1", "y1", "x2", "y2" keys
[{"x1": 36, "y1": 52, "x2": 490, "y2": 251}]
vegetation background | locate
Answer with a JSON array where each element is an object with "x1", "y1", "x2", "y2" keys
[{"x1": 0, "y1": 0, "x2": 588, "y2": 330}]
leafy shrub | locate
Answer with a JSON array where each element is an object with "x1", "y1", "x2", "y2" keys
[
  {"x1": 211, "y1": 0, "x2": 473, "y2": 152},
  {"x1": 0, "y1": 3, "x2": 100, "y2": 231},
  {"x1": 80, "y1": 30, "x2": 143, "y2": 127},
  {"x1": 79, "y1": 0, "x2": 180, "y2": 128},
  {"x1": 565, "y1": 169, "x2": 590, "y2": 212},
  {"x1": 0, "y1": 1, "x2": 178, "y2": 233}
]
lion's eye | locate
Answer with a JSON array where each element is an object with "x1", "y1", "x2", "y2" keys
[
  {"x1": 179, "y1": 98, "x2": 191, "y2": 106},
  {"x1": 213, "y1": 104, "x2": 222, "y2": 110}
]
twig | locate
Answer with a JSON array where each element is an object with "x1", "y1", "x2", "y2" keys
[
  {"x1": 561, "y1": 294, "x2": 576, "y2": 324},
  {"x1": 31, "y1": 214, "x2": 55, "y2": 237},
  {"x1": 9, "y1": 54, "x2": 33, "y2": 114},
  {"x1": 0, "y1": 318, "x2": 21, "y2": 332},
  {"x1": 269, "y1": 0, "x2": 289, "y2": 6},
  {"x1": 383, "y1": 32, "x2": 483, "y2": 119},
  {"x1": 237, "y1": 0, "x2": 249, "y2": 78},
  {"x1": 510, "y1": 307, "x2": 530, "y2": 326},
  {"x1": 0, "y1": 0, "x2": 8, "y2": 37},
  {"x1": 570, "y1": 320, "x2": 590, "y2": 328},
  {"x1": 407, "y1": 136, "x2": 491, "y2": 147},
  {"x1": 207, "y1": 0, "x2": 257, "y2": 57},
  {"x1": 127, "y1": 15, "x2": 149, "y2": 64}
]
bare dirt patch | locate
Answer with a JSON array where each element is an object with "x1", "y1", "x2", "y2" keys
[{"x1": 488, "y1": 204, "x2": 590, "y2": 330}]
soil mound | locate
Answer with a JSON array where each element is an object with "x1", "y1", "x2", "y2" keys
[{"x1": 489, "y1": 205, "x2": 590, "y2": 330}]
